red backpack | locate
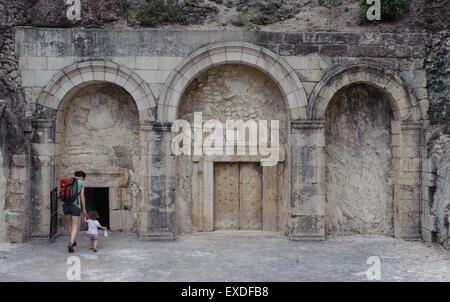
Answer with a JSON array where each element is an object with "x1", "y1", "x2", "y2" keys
[{"x1": 60, "y1": 178, "x2": 80, "y2": 203}]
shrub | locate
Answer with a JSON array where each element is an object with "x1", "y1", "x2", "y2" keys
[
  {"x1": 136, "y1": 0, "x2": 188, "y2": 27},
  {"x1": 230, "y1": 12, "x2": 261, "y2": 31},
  {"x1": 432, "y1": 81, "x2": 449, "y2": 93},
  {"x1": 357, "y1": 0, "x2": 411, "y2": 25}
]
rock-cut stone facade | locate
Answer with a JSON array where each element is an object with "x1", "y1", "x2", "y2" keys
[{"x1": 2, "y1": 27, "x2": 443, "y2": 246}]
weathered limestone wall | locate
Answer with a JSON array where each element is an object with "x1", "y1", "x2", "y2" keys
[
  {"x1": 177, "y1": 65, "x2": 288, "y2": 234},
  {"x1": 423, "y1": 127, "x2": 450, "y2": 248},
  {"x1": 325, "y1": 83, "x2": 394, "y2": 236},
  {"x1": 15, "y1": 27, "x2": 430, "y2": 242},
  {"x1": 55, "y1": 83, "x2": 140, "y2": 232},
  {"x1": 0, "y1": 148, "x2": 6, "y2": 242}
]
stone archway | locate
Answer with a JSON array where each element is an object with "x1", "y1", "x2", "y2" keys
[
  {"x1": 175, "y1": 64, "x2": 290, "y2": 234},
  {"x1": 158, "y1": 42, "x2": 308, "y2": 122},
  {"x1": 150, "y1": 43, "x2": 307, "y2": 238},
  {"x1": 302, "y1": 64, "x2": 426, "y2": 239},
  {"x1": 55, "y1": 83, "x2": 140, "y2": 233},
  {"x1": 31, "y1": 60, "x2": 155, "y2": 238},
  {"x1": 37, "y1": 60, "x2": 156, "y2": 121}
]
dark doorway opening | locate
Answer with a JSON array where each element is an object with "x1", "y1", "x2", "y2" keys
[{"x1": 85, "y1": 188, "x2": 110, "y2": 229}]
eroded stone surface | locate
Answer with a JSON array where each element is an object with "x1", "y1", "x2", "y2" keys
[
  {"x1": 325, "y1": 83, "x2": 394, "y2": 236},
  {"x1": 0, "y1": 148, "x2": 6, "y2": 242}
]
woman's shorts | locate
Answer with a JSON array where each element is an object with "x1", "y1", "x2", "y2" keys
[
  {"x1": 63, "y1": 203, "x2": 81, "y2": 217},
  {"x1": 89, "y1": 234, "x2": 99, "y2": 240}
]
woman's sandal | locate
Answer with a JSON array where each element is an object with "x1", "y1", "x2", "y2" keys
[
  {"x1": 68, "y1": 243, "x2": 74, "y2": 253},
  {"x1": 93, "y1": 248, "x2": 97, "y2": 253}
]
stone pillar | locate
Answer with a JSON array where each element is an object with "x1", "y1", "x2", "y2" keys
[
  {"x1": 289, "y1": 120, "x2": 325, "y2": 241},
  {"x1": 5, "y1": 154, "x2": 31, "y2": 243},
  {"x1": 137, "y1": 123, "x2": 151, "y2": 237},
  {"x1": 30, "y1": 118, "x2": 55, "y2": 238},
  {"x1": 392, "y1": 120, "x2": 423, "y2": 239},
  {"x1": 139, "y1": 122, "x2": 176, "y2": 241},
  {"x1": 420, "y1": 120, "x2": 437, "y2": 242}
]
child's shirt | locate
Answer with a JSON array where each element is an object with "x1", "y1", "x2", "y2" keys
[{"x1": 87, "y1": 219, "x2": 101, "y2": 235}]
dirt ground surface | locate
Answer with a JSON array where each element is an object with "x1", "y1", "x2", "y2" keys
[{"x1": 0, "y1": 231, "x2": 448, "y2": 282}]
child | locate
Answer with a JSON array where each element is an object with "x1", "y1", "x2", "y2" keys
[{"x1": 83, "y1": 211, "x2": 107, "y2": 252}]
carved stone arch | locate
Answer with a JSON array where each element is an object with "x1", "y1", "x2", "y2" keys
[
  {"x1": 158, "y1": 42, "x2": 308, "y2": 122},
  {"x1": 308, "y1": 64, "x2": 423, "y2": 121},
  {"x1": 35, "y1": 60, "x2": 156, "y2": 121}
]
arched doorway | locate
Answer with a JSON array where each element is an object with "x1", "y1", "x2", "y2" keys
[
  {"x1": 55, "y1": 83, "x2": 140, "y2": 233},
  {"x1": 325, "y1": 83, "x2": 394, "y2": 236},
  {"x1": 31, "y1": 60, "x2": 156, "y2": 238},
  {"x1": 308, "y1": 64, "x2": 425, "y2": 239},
  {"x1": 175, "y1": 64, "x2": 290, "y2": 234}
]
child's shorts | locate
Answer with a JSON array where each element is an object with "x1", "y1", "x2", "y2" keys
[{"x1": 89, "y1": 234, "x2": 98, "y2": 240}]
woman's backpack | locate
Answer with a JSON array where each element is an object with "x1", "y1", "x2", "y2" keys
[{"x1": 60, "y1": 178, "x2": 80, "y2": 203}]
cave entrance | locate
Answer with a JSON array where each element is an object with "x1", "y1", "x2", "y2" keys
[{"x1": 85, "y1": 188, "x2": 110, "y2": 229}]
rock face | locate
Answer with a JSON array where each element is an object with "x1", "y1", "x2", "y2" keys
[
  {"x1": 0, "y1": 28, "x2": 29, "y2": 243},
  {"x1": 425, "y1": 32, "x2": 450, "y2": 125},
  {"x1": 325, "y1": 83, "x2": 394, "y2": 236},
  {"x1": 426, "y1": 125, "x2": 450, "y2": 247},
  {"x1": 0, "y1": 148, "x2": 6, "y2": 242}
]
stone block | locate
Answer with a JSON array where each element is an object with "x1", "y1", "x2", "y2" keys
[
  {"x1": 158, "y1": 57, "x2": 183, "y2": 70},
  {"x1": 121, "y1": 210, "x2": 136, "y2": 232},
  {"x1": 291, "y1": 195, "x2": 325, "y2": 216},
  {"x1": 21, "y1": 70, "x2": 35, "y2": 86},
  {"x1": 12, "y1": 155, "x2": 26, "y2": 167},
  {"x1": 397, "y1": 171, "x2": 421, "y2": 186},
  {"x1": 109, "y1": 210, "x2": 122, "y2": 231},
  {"x1": 6, "y1": 212, "x2": 28, "y2": 243},
  {"x1": 34, "y1": 70, "x2": 56, "y2": 87},
  {"x1": 27, "y1": 56, "x2": 46, "y2": 70},
  {"x1": 135, "y1": 56, "x2": 158, "y2": 70},
  {"x1": 395, "y1": 184, "x2": 420, "y2": 200},
  {"x1": 47, "y1": 56, "x2": 75, "y2": 70},
  {"x1": 288, "y1": 215, "x2": 325, "y2": 240}
]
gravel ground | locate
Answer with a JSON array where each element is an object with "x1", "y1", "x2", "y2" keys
[{"x1": 0, "y1": 232, "x2": 448, "y2": 282}]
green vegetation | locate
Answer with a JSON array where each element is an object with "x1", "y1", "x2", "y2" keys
[
  {"x1": 135, "y1": 0, "x2": 188, "y2": 27},
  {"x1": 230, "y1": 13, "x2": 261, "y2": 31},
  {"x1": 357, "y1": 0, "x2": 411, "y2": 25},
  {"x1": 25, "y1": 16, "x2": 40, "y2": 27},
  {"x1": 432, "y1": 81, "x2": 449, "y2": 93},
  {"x1": 235, "y1": 1, "x2": 283, "y2": 26}
]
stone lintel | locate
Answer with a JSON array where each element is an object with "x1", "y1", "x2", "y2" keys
[{"x1": 31, "y1": 118, "x2": 55, "y2": 129}]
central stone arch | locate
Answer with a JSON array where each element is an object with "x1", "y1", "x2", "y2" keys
[{"x1": 158, "y1": 42, "x2": 308, "y2": 122}]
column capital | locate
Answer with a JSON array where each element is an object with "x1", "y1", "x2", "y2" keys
[
  {"x1": 31, "y1": 118, "x2": 54, "y2": 129},
  {"x1": 291, "y1": 120, "x2": 325, "y2": 129},
  {"x1": 401, "y1": 120, "x2": 423, "y2": 130},
  {"x1": 147, "y1": 121, "x2": 173, "y2": 132}
]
